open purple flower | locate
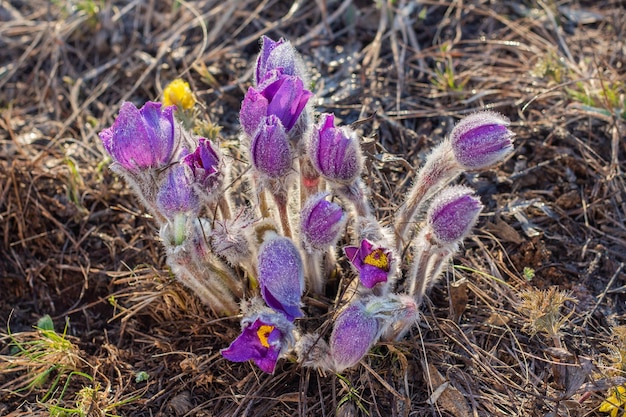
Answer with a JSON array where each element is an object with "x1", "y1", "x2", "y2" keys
[
  {"x1": 156, "y1": 164, "x2": 199, "y2": 218},
  {"x1": 344, "y1": 239, "x2": 392, "y2": 288},
  {"x1": 240, "y1": 70, "x2": 312, "y2": 138},
  {"x1": 182, "y1": 137, "x2": 223, "y2": 197},
  {"x1": 300, "y1": 192, "x2": 346, "y2": 251},
  {"x1": 308, "y1": 113, "x2": 362, "y2": 184},
  {"x1": 450, "y1": 111, "x2": 515, "y2": 170},
  {"x1": 329, "y1": 301, "x2": 379, "y2": 372},
  {"x1": 221, "y1": 310, "x2": 294, "y2": 374},
  {"x1": 250, "y1": 115, "x2": 293, "y2": 179},
  {"x1": 255, "y1": 36, "x2": 304, "y2": 84},
  {"x1": 99, "y1": 101, "x2": 175, "y2": 171},
  {"x1": 257, "y1": 232, "x2": 304, "y2": 320},
  {"x1": 427, "y1": 185, "x2": 483, "y2": 245}
]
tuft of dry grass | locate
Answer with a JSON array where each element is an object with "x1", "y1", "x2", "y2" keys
[{"x1": 1, "y1": 0, "x2": 625, "y2": 416}]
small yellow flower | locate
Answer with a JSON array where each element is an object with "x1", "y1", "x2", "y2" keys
[
  {"x1": 600, "y1": 385, "x2": 626, "y2": 417},
  {"x1": 163, "y1": 79, "x2": 195, "y2": 110}
]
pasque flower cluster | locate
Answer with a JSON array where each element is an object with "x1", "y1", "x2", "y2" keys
[{"x1": 100, "y1": 36, "x2": 515, "y2": 374}]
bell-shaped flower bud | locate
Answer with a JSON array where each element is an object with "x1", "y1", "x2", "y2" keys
[
  {"x1": 300, "y1": 192, "x2": 347, "y2": 252},
  {"x1": 344, "y1": 239, "x2": 393, "y2": 289},
  {"x1": 257, "y1": 232, "x2": 305, "y2": 320},
  {"x1": 240, "y1": 71, "x2": 312, "y2": 138},
  {"x1": 330, "y1": 295, "x2": 418, "y2": 372},
  {"x1": 308, "y1": 113, "x2": 362, "y2": 184},
  {"x1": 182, "y1": 137, "x2": 223, "y2": 201},
  {"x1": 99, "y1": 101, "x2": 175, "y2": 171},
  {"x1": 427, "y1": 185, "x2": 483, "y2": 245},
  {"x1": 255, "y1": 36, "x2": 306, "y2": 84},
  {"x1": 250, "y1": 115, "x2": 293, "y2": 179},
  {"x1": 329, "y1": 301, "x2": 379, "y2": 372},
  {"x1": 450, "y1": 111, "x2": 514, "y2": 170},
  {"x1": 221, "y1": 304, "x2": 295, "y2": 374},
  {"x1": 156, "y1": 164, "x2": 200, "y2": 219}
]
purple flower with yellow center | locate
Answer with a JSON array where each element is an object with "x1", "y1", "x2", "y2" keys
[
  {"x1": 182, "y1": 137, "x2": 222, "y2": 195},
  {"x1": 221, "y1": 309, "x2": 294, "y2": 374},
  {"x1": 344, "y1": 239, "x2": 392, "y2": 289},
  {"x1": 250, "y1": 115, "x2": 293, "y2": 179},
  {"x1": 99, "y1": 101, "x2": 175, "y2": 171},
  {"x1": 240, "y1": 70, "x2": 312, "y2": 138},
  {"x1": 308, "y1": 113, "x2": 362, "y2": 184},
  {"x1": 255, "y1": 36, "x2": 304, "y2": 84},
  {"x1": 257, "y1": 232, "x2": 305, "y2": 321},
  {"x1": 300, "y1": 192, "x2": 346, "y2": 251},
  {"x1": 450, "y1": 111, "x2": 515, "y2": 170},
  {"x1": 427, "y1": 185, "x2": 483, "y2": 245}
]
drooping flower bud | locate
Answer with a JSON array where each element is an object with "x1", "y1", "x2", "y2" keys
[
  {"x1": 257, "y1": 232, "x2": 304, "y2": 320},
  {"x1": 344, "y1": 239, "x2": 393, "y2": 289},
  {"x1": 156, "y1": 164, "x2": 199, "y2": 219},
  {"x1": 99, "y1": 101, "x2": 175, "y2": 171},
  {"x1": 221, "y1": 303, "x2": 295, "y2": 374},
  {"x1": 240, "y1": 71, "x2": 312, "y2": 138},
  {"x1": 255, "y1": 36, "x2": 306, "y2": 85},
  {"x1": 182, "y1": 137, "x2": 223, "y2": 201},
  {"x1": 300, "y1": 192, "x2": 346, "y2": 252},
  {"x1": 450, "y1": 111, "x2": 514, "y2": 170},
  {"x1": 250, "y1": 115, "x2": 293, "y2": 179},
  {"x1": 427, "y1": 185, "x2": 483, "y2": 245},
  {"x1": 330, "y1": 295, "x2": 418, "y2": 372},
  {"x1": 308, "y1": 113, "x2": 362, "y2": 184},
  {"x1": 329, "y1": 301, "x2": 379, "y2": 373}
]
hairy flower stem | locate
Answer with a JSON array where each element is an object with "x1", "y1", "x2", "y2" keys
[
  {"x1": 299, "y1": 156, "x2": 320, "y2": 207},
  {"x1": 115, "y1": 168, "x2": 166, "y2": 225},
  {"x1": 304, "y1": 251, "x2": 324, "y2": 294},
  {"x1": 394, "y1": 143, "x2": 461, "y2": 250},
  {"x1": 167, "y1": 254, "x2": 238, "y2": 315},
  {"x1": 407, "y1": 232, "x2": 436, "y2": 307},
  {"x1": 258, "y1": 187, "x2": 271, "y2": 219},
  {"x1": 218, "y1": 194, "x2": 232, "y2": 220},
  {"x1": 272, "y1": 192, "x2": 292, "y2": 238}
]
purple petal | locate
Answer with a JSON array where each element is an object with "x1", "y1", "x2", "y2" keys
[
  {"x1": 344, "y1": 246, "x2": 362, "y2": 268},
  {"x1": 257, "y1": 235, "x2": 304, "y2": 320},
  {"x1": 240, "y1": 87, "x2": 269, "y2": 137},
  {"x1": 359, "y1": 264, "x2": 389, "y2": 288},
  {"x1": 250, "y1": 115, "x2": 292, "y2": 178}
]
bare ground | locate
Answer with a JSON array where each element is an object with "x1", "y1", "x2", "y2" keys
[{"x1": 1, "y1": 1, "x2": 625, "y2": 416}]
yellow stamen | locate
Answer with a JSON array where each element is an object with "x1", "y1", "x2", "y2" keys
[
  {"x1": 363, "y1": 249, "x2": 389, "y2": 270},
  {"x1": 257, "y1": 325, "x2": 274, "y2": 348}
]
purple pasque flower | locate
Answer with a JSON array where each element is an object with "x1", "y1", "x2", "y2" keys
[
  {"x1": 427, "y1": 185, "x2": 483, "y2": 245},
  {"x1": 182, "y1": 137, "x2": 222, "y2": 195},
  {"x1": 344, "y1": 239, "x2": 392, "y2": 289},
  {"x1": 221, "y1": 307, "x2": 294, "y2": 374},
  {"x1": 257, "y1": 232, "x2": 304, "y2": 320},
  {"x1": 250, "y1": 115, "x2": 293, "y2": 178},
  {"x1": 255, "y1": 36, "x2": 304, "y2": 85},
  {"x1": 99, "y1": 101, "x2": 175, "y2": 171},
  {"x1": 156, "y1": 163, "x2": 199, "y2": 218},
  {"x1": 329, "y1": 300, "x2": 379, "y2": 372},
  {"x1": 308, "y1": 113, "x2": 362, "y2": 184},
  {"x1": 300, "y1": 192, "x2": 347, "y2": 251},
  {"x1": 240, "y1": 70, "x2": 312, "y2": 138},
  {"x1": 450, "y1": 111, "x2": 515, "y2": 170}
]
